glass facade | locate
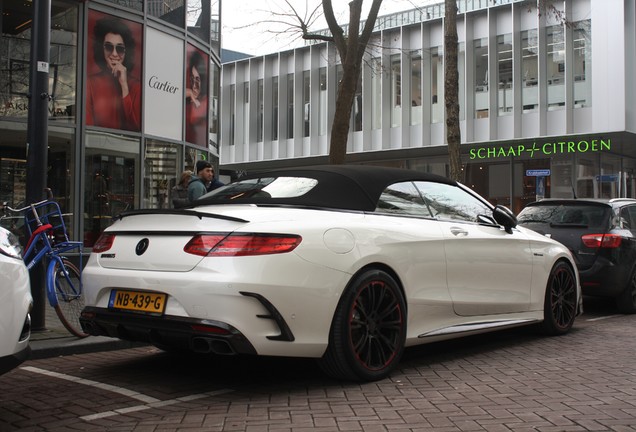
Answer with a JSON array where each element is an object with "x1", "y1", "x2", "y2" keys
[
  {"x1": 431, "y1": 46, "x2": 443, "y2": 124},
  {"x1": 547, "y1": 25, "x2": 565, "y2": 110},
  {"x1": 497, "y1": 34, "x2": 513, "y2": 116},
  {"x1": 573, "y1": 19, "x2": 591, "y2": 108},
  {"x1": 410, "y1": 51, "x2": 422, "y2": 126},
  {"x1": 474, "y1": 37, "x2": 488, "y2": 119},
  {"x1": 0, "y1": 0, "x2": 221, "y2": 249},
  {"x1": 521, "y1": 29, "x2": 538, "y2": 112}
]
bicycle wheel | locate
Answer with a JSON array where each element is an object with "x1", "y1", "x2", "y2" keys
[{"x1": 51, "y1": 258, "x2": 88, "y2": 338}]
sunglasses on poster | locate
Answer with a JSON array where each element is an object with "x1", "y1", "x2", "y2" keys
[{"x1": 103, "y1": 42, "x2": 126, "y2": 55}]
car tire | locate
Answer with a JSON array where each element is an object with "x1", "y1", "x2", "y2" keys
[
  {"x1": 616, "y1": 269, "x2": 636, "y2": 314},
  {"x1": 318, "y1": 269, "x2": 406, "y2": 382},
  {"x1": 541, "y1": 261, "x2": 578, "y2": 335}
]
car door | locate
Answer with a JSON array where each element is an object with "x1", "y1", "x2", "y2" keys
[{"x1": 415, "y1": 181, "x2": 533, "y2": 316}]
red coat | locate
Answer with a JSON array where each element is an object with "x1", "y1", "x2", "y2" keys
[{"x1": 86, "y1": 71, "x2": 141, "y2": 131}]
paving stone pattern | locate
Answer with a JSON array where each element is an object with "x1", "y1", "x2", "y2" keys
[{"x1": 0, "y1": 312, "x2": 635, "y2": 431}]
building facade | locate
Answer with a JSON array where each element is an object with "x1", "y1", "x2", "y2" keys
[
  {"x1": 220, "y1": 0, "x2": 636, "y2": 213},
  {"x1": 0, "y1": 0, "x2": 221, "y2": 247}
]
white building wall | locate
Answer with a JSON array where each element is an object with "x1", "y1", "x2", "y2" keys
[
  {"x1": 591, "y1": 0, "x2": 627, "y2": 133},
  {"x1": 220, "y1": 0, "x2": 633, "y2": 167}
]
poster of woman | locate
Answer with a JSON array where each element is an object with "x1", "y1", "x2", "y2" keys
[
  {"x1": 185, "y1": 44, "x2": 209, "y2": 147},
  {"x1": 86, "y1": 11, "x2": 143, "y2": 132}
]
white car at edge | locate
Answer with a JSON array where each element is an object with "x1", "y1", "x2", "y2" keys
[
  {"x1": 80, "y1": 165, "x2": 582, "y2": 381},
  {"x1": 0, "y1": 226, "x2": 32, "y2": 375}
]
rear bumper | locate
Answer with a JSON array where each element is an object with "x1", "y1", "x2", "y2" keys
[
  {"x1": 579, "y1": 260, "x2": 632, "y2": 297},
  {"x1": 80, "y1": 306, "x2": 257, "y2": 356}
]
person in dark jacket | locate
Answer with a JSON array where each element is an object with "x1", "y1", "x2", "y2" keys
[
  {"x1": 171, "y1": 170, "x2": 191, "y2": 208},
  {"x1": 206, "y1": 171, "x2": 225, "y2": 192},
  {"x1": 188, "y1": 161, "x2": 212, "y2": 203}
]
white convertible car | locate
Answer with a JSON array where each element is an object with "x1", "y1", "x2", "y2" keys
[
  {"x1": 0, "y1": 226, "x2": 32, "y2": 375},
  {"x1": 80, "y1": 165, "x2": 581, "y2": 381}
]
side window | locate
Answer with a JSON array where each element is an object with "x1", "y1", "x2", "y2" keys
[
  {"x1": 414, "y1": 181, "x2": 491, "y2": 223},
  {"x1": 625, "y1": 206, "x2": 636, "y2": 230},
  {"x1": 376, "y1": 182, "x2": 433, "y2": 217}
]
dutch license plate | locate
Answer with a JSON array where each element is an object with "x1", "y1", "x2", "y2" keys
[{"x1": 109, "y1": 290, "x2": 167, "y2": 314}]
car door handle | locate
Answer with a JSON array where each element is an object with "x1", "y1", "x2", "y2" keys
[{"x1": 450, "y1": 227, "x2": 468, "y2": 237}]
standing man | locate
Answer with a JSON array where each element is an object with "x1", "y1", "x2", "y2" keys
[
  {"x1": 206, "y1": 166, "x2": 224, "y2": 192},
  {"x1": 188, "y1": 160, "x2": 213, "y2": 203}
]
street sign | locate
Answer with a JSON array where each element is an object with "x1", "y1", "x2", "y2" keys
[
  {"x1": 526, "y1": 169, "x2": 551, "y2": 177},
  {"x1": 595, "y1": 174, "x2": 619, "y2": 182}
]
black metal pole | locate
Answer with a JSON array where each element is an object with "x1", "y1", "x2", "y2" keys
[{"x1": 26, "y1": 0, "x2": 51, "y2": 331}]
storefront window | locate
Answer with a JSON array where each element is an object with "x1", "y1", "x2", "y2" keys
[
  {"x1": 0, "y1": 121, "x2": 27, "y2": 208},
  {"x1": 0, "y1": 123, "x2": 76, "y2": 241},
  {"x1": 474, "y1": 38, "x2": 488, "y2": 119},
  {"x1": 547, "y1": 25, "x2": 565, "y2": 110},
  {"x1": 1, "y1": 2, "x2": 77, "y2": 124},
  {"x1": 497, "y1": 34, "x2": 513, "y2": 116},
  {"x1": 465, "y1": 160, "x2": 511, "y2": 209},
  {"x1": 410, "y1": 51, "x2": 422, "y2": 126},
  {"x1": 600, "y1": 154, "x2": 621, "y2": 199},
  {"x1": 575, "y1": 153, "x2": 599, "y2": 198},
  {"x1": 84, "y1": 132, "x2": 139, "y2": 247},
  {"x1": 407, "y1": 156, "x2": 449, "y2": 178},
  {"x1": 623, "y1": 157, "x2": 636, "y2": 198},
  {"x1": 521, "y1": 29, "x2": 538, "y2": 112},
  {"x1": 549, "y1": 155, "x2": 574, "y2": 199},
  {"x1": 573, "y1": 19, "x2": 591, "y2": 108},
  {"x1": 144, "y1": 140, "x2": 182, "y2": 209}
]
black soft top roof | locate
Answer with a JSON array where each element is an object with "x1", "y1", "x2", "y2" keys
[{"x1": 195, "y1": 164, "x2": 456, "y2": 212}]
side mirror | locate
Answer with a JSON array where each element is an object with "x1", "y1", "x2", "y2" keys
[{"x1": 493, "y1": 205, "x2": 517, "y2": 233}]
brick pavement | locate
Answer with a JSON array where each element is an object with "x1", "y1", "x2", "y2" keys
[{"x1": 1, "y1": 311, "x2": 635, "y2": 431}]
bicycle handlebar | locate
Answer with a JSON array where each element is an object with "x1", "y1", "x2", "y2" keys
[
  {"x1": 4, "y1": 198, "x2": 49, "y2": 214},
  {"x1": 2, "y1": 188, "x2": 53, "y2": 214}
]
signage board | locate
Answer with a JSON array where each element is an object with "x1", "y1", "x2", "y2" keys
[{"x1": 526, "y1": 169, "x2": 551, "y2": 177}]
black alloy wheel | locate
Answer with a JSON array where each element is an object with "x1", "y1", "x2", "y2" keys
[
  {"x1": 541, "y1": 261, "x2": 578, "y2": 335},
  {"x1": 318, "y1": 269, "x2": 406, "y2": 381}
]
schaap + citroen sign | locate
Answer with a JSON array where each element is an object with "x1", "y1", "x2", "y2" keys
[{"x1": 469, "y1": 138, "x2": 611, "y2": 160}]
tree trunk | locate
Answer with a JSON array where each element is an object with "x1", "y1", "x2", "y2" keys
[
  {"x1": 329, "y1": 64, "x2": 360, "y2": 165},
  {"x1": 444, "y1": 0, "x2": 462, "y2": 182},
  {"x1": 322, "y1": 0, "x2": 381, "y2": 165}
]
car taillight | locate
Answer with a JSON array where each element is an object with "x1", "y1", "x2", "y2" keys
[
  {"x1": 92, "y1": 233, "x2": 115, "y2": 253},
  {"x1": 184, "y1": 233, "x2": 302, "y2": 257},
  {"x1": 581, "y1": 233, "x2": 622, "y2": 249}
]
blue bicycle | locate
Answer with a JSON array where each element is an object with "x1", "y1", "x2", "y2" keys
[{"x1": 4, "y1": 195, "x2": 87, "y2": 338}]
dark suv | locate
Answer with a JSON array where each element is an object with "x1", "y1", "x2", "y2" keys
[{"x1": 517, "y1": 198, "x2": 636, "y2": 313}]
